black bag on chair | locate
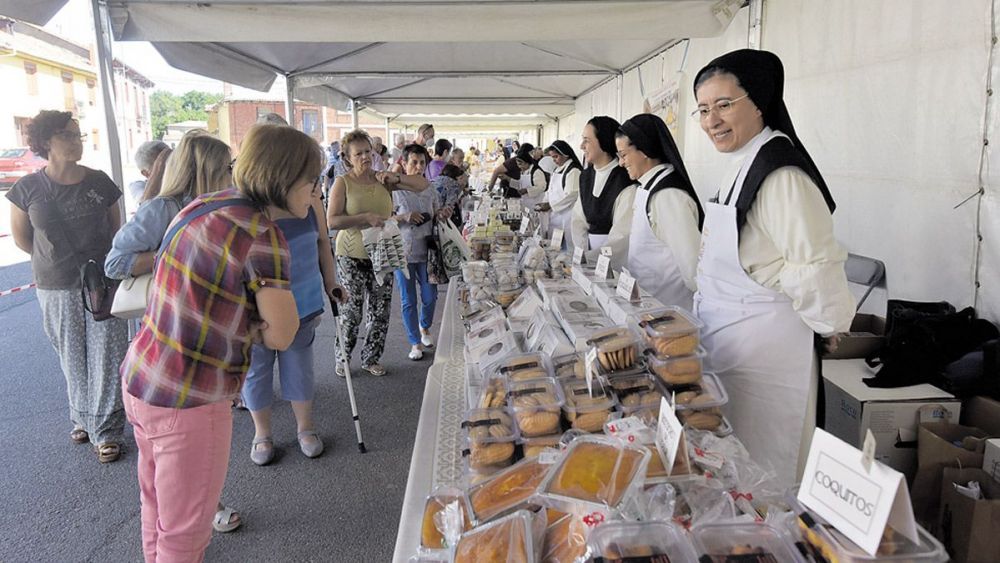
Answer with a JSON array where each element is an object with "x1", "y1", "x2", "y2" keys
[
  {"x1": 80, "y1": 259, "x2": 119, "y2": 322},
  {"x1": 865, "y1": 300, "x2": 999, "y2": 388}
]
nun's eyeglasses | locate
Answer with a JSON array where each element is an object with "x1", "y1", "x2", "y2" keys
[{"x1": 692, "y1": 94, "x2": 750, "y2": 120}]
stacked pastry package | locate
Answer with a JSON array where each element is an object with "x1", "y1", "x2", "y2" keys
[
  {"x1": 361, "y1": 219, "x2": 408, "y2": 285},
  {"x1": 636, "y1": 307, "x2": 731, "y2": 435}
]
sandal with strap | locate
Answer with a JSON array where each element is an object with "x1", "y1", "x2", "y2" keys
[
  {"x1": 70, "y1": 427, "x2": 89, "y2": 444},
  {"x1": 362, "y1": 363, "x2": 387, "y2": 377},
  {"x1": 95, "y1": 442, "x2": 121, "y2": 463},
  {"x1": 213, "y1": 504, "x2": 242, "y2": 533},
  {"x1": 297, "y1": 430, "x2": 325, "y2": 458}
]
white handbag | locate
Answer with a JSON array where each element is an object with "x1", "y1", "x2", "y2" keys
[{"x1": 110, "y1": 273, "x2": 154, "y2": 319}]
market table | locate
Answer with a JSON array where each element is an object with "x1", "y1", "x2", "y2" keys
[{"x1": 392, "y1": 282, "x2": 468, "y2": 563}]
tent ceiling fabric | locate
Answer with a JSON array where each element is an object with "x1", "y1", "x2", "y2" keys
[
  {"x1": 0, "y1": 0, "x2": 68, "y2": 26},
  {"x1": 4, "y1": 0, "x2": 742, "y2": 116}
]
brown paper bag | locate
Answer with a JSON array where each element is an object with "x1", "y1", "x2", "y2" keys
[
  {"x1": 939, "y1": 467, "x2": 1000, "y2": 563},
  {"x1": 911, "y1": 422, "x2": 988, "y2": 529}
]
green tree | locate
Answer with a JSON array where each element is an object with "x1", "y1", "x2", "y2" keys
[{"x1": 149, "y1": 90, "x2": 223, "y2": 140}]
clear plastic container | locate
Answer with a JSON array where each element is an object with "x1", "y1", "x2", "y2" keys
[
  {"x1": 464, "y1": 322, "x2": 512, "y2": 363},
  {"x1": 587, "y1": 326, "x2": 642, "y2": 375},
  {"x1": 646, "y1": 348, "x2": 705, "y2": 387},
  {"x1": 465, "y1": 304, "x2": 505, "y2": 332},
  {"x1": 518, "y1": 433, "x2": 563, "y2": 459},
  {"x1": 537, "y1": 435, "x2": 651, "y2": 516},
  {"x1": 461, "y1": 260, "x2": 490, "y2": 284},
  {"x1": 672, "y1": 372, "x2": 729, "y2": 412},
  {"x1": 552, "y1": 295, "x2": 604, "y2": 319},
  {"x1": 506, "y1": 286, "x2": 543, "y2": 320},
  {"x1": 607, "y1": 295, "x2": 665, "y2": 325},
  {"x1": 494, "y1": 352, "x2": 553, "y2": 382},
  {"x1": 507, "y1": 378, "x2": 565, "y2": 437},
  {"x1": 638, "y1": 306, "x2": 703, "y2": 357},
  {"x1": 560, "y1": 378, "x2": 618, "y2": 433},
  {"x1": 586, "y1": 520, "x2": 699, "y2": 563},
  {"x1": 462, "y1": 407, "x2": 518, "y2": 472},
  {"x1": 610, "y1": 374, "x2": 665, "y2": 417},
  {"x1": 477, "y1": 332, "x2": 523, "y2": 376},
  {"x1": 541, "y1": 511, "x2": 588, "y2": 563},
  {"x1": 561, "y1": 316, "x2": 618, "y2": 350},
  {"x1": 525, "y1": 308, "x2": 559, "y2": 349},
  {"x1": 552, "y1": 353, "x2": 585, "y2": 380},
  {"x1": 787, "y1": 488, "x2": 947, "y2": 563},
  {"x1": 419, "y1": 486, "x2": 473, "y2": 552},
  {"x1": 691, "y1": 522, "x2": 805, "y2": 563},
  {"x1": 475, "y1": 376, "x2": 509, "y2": 410},
  {"x1": 454, "y1": 509, "x2": 544, "y2": 563},
  {"x1": 532, "y1": 324, "x2": 576, "y2": 359},
  {"x1": 465, "y1": 457, "x2": 551, "y2": 524},
  {"x1": 495, "y1": 286, "x2": 525, "y2": 309}
]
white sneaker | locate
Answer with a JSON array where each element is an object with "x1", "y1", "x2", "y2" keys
[
  {"x1": 408, "y1": 345, "x2": 424, "y2": 360},
  {"x1": 420, "y1": 330, "x2": 435, "y2": 349}
]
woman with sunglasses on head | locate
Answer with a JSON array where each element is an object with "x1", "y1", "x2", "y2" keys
[
  {"x1": 7, "y1": 110, "x2": 128, "y2": 464},
  {"x1": 240, "y1": 134, "x2": 345, "y2": 467},
  {"x1": 121, "y1": 124, "x2": 315, "y2": 561},
  {"x1": 692, "y1": 50, "x2": 854, "y2": 487},
  {"x1": 327, "y1": 129, "x2": 430, "y2": 377}
]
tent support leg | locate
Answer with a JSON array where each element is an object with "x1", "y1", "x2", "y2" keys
[
  {"x1": 285, "y1": 75, "x2": 296, "y2": 128},
  {"x1": 90, "y1": 0, "x2": 124, "y2": 194},
  {"x1": 351, "y1": 100, "x2": 359, "y2": 130},
  {"x1": 748, "y1": 0, "x2": 765, "y2": 49}
]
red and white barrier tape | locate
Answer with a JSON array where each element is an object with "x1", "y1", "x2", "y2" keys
[{"x1": 0, "y1": 282, "x2": 36, "y2": 297}]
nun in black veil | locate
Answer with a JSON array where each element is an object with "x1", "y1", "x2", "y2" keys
[
  {"x1": 614, "y1": 113, "x2": 703, "y2": 310},
  {"x1": 691, "y1": 49, "x2": 855, "y2": 487}
]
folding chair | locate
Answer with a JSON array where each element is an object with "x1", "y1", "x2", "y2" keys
[{"x1": 845, "y1": 253, "x2": 886, "y2": 311}]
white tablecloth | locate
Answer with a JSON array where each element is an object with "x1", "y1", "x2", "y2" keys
[{"x1": 392, "y1": 283, "x2": 468, "y2": 562}]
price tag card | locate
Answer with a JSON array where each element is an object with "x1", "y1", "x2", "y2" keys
[
  {"x1": 584, "y1": 348, "x2": 598, "y2": 396},
  {"x1": 573, "y1": 246, "x2": 586, "y2": 265},
  {"x1": 519, "y1": 215, "x2": 531, "y2": 235},
  {"x1": 550, "y1": 228, "x2": 564, "y2": 249},
  {"x1": 605, "y1": 416, "x2": 655, "y2": 445},
  {"x1": 594, "y1": 254, "x2": 613, "y2": 280},
  {"x1": 616, "y1": 268, "x2": 640, "y2": 302},
  {"x1": 797, "y1": 429, "x2": 918, "y2": 556},
  {"x1": 655, "y1": 397, "x2": 683, "y2": 476}
]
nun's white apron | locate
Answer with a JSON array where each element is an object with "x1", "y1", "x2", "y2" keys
[
  {"x1": 693, "y1": 130, "x2": 816, "y2": 487},
  {"x1": 547, "y1": 166, "x2": 572, "y2": 242},
  {"x1": 627, "y1": 167, "x2": 693, "y2": 310}
]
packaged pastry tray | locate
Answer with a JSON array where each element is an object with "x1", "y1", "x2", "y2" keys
[
  {"x1": 669, "y1": 372, "x2": 729, "y2": 412},
  {"x1": 461, "y1": 407, "x2": 518, "y2": 472},
  {"x1": 690, "y1": 521, "x2": 806, "y2": 563},
  {"x1": 551, "y1": 353, "x2": 585, "y2": 380},
  {"x1": 646, "y1": 347, "x2": 706, "y2": 387},
  {"x1": 560, "y1": 378, "x2": 619, "y2": 433},
  {"x1": 551, "y1": 294, "x2": 604, "y2": 320},
  {"x1": 525, "y1": 308, "x2": 560, "y2": 350},
  {"x1": 465, "y1": 456, "x2": 552, "y2": 524},
  {"x1": 453, "y1": 509, "x2": 545, "y2": 563},
  {"x1": 586, "y1": 326, "x2": 643, "y2": 375},
  {"x1": 476, "y1": 332, "x2": 523, "y2": 376},
  {"x1": 465, "y1": 304, "x2": 506, "y2": 332},
  {"x1": 609, "y1": 373, "x2": 665, "y2": 417},
  {"x1": 506, "y1": 378, "x2": 565, "y2": 438},
  {"x1": 638, "y1": 306, "x2": 703, "y2": 357},
  {"x1": 786, "y1": 488, "x2": 947, "y2": 563},
  {"x1": 517, "y1": 433, "x2": 563, "y2": 460},
  {"x1": 464, "y1": 318, "x2": 510, "y2": 359},
  {"x1": 492, "y1": 352, "x2": 553, "y2": 382},
  {"x1": 531, "y1": 324, "x2": 576, "y2": 359},
  {"x1": 586, "y1": 520, "x2": 699, "y2": 563},
  {"x1": 419, "y1": 486, "x2": 473, "y2": 553},
  {"x1": 506, "y1": 285, "x2": 543, "y2": 320},
  {"x1": 536, "y1": 435, "x2": 650, "y2": 517}
]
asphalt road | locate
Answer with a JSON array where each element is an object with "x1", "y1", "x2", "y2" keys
[{"x1": 0, "y1": 230, "x2": 438, "y2": 562}]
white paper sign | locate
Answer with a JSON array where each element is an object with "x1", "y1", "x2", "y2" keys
[
  {"x1": 573, "y1": 246, "x2": 586, "y2": 265},
  {"x1": 616, "y1": 268, "x2": 640, "y2": 301},
  {"x1": 861, "y1": 429, "x2": 876, "y2": 473},
  {"x1": 655, "y1": 397, "x2": 683, "y2": 476},
  {"x1": 600, "y1": 246, "x2": 613, "y2": 257},
  {"x1": 584, "y1": 348, "x2": 598, "y2": 396},
  {"x1": 605, "y1": 416, "x2": 655, "y2": 445},
  {"x1": 550, "y1": 228, "x2": 564, "y2": 249},
  {"x1": 594, "y1": 254, "x2": 613, "y2": 280},
  {"x1": 519, "y1": 215, "x2": 531, "y2": 235},
  {"x1": 798, "y1": 429, "x2": 918, "y2": 556}
]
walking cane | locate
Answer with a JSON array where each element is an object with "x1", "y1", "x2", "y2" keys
[{"x1": 328, "y1": 288, "x2": 367, "y2": 453}]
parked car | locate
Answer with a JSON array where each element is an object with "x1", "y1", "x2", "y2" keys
[{"x1": 0, "y1": 148, "x2": 47, "y2": 190}]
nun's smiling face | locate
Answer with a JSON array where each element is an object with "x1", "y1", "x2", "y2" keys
[{"x1": 695, "y1": 73, "x2": 764, "y2": 153}]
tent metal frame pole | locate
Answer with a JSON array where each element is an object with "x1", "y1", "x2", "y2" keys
[
  {"x1": 384, "y1": 116, "x2": 391, "y2": 147},
  {"x1": 748, "y1": 0, "x2": 765, "y2": 49},
  {"x1": 351, "y1": 100, "x2": 359, "y2": 129},
  {"x1": 91, "y1": 0, "x2": 125, "y2": 193},
  {"x1": 305, "y1": 70, "x2": 611, "y2": 79},
  {"x1": 285, "y1": 74, "x2": 296, "y2": 128}
]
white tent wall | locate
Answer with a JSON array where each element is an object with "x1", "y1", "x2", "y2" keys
[{"x1": 572, "y1": 1, "x2": 996, "y2": 319}]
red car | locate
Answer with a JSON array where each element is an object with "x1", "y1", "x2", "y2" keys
[{"x1": 0, "y1": 148, "x2": 47, "y2": 190}]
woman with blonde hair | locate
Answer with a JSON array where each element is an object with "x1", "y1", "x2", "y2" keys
[
  {"x1": 121, "y1": 123, "x2": 316, "y2": 561},
  {"x1": 327, "y1": 129, "x2": 429, "y2": 376},
  {"x1": 106, "y1": 130, "x2": 231, "y2": 280}
]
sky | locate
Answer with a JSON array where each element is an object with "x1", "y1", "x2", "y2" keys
[{"x1": 44, "y1": 0, "x2": 224, "y2": 95}]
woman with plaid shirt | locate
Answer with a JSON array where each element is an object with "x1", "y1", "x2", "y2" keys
[{"x1": 120, "y1": 124, "x2": 321, "y2": 562}]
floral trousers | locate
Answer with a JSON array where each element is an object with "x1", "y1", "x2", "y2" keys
[{"x1": 336, "y1": 257, "x2": 394, "y2": 367}]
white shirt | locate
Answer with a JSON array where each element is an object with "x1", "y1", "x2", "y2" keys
[
  {"x1": 638, "y1": 164, "x2": 702, "y2": 292},
  {"x1": 549, "y1": 162, "x2": 581, "y2": 214},
  {"x1": 570, "y1": 158, "x2": 636, "y2": 268},
  {"x1": 524, "y1": 167, "x2": 548, "y2": 200},
  {"x1": 718, "y1": 130, "x2": 855, "y2": 335}
]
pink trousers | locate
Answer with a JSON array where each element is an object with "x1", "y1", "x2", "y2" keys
[{"x1": 123, "y1": 389, "x2": 233, "y2": 563}]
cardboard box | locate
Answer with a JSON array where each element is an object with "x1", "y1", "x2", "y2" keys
[
  {"x1": 938, "y1": 467, "x2": 1000, "y2": 563},
  {"x1": 822, "y1": 359, "x2": 961, "y2": 480},
  {"x1": 823, "y1": 313, "x2": 886, "y2": 359},
  {"x1": 984, "y1": 439, "x2": 1000, "y2": 483},
  {"x1": 961, "y1": 396, "x2": 1000, "y2": 435}
]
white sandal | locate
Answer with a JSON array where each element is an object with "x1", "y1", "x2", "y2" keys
[{"x1": 213, "y1": 505, "x2": 241, "y2": 533}]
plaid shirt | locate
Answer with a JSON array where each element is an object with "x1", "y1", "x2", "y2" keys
[{"x1": 122, "y1": 190, "x2": 291, "y2": 408}]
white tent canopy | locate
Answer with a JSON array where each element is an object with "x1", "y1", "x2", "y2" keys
[{"x1": 1, "y1": 0, "x2": 743, "y2": 116}]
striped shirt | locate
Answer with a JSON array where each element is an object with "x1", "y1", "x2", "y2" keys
[{"x1": 122, "y1": 189, "x2": 291, "y2": 408}]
